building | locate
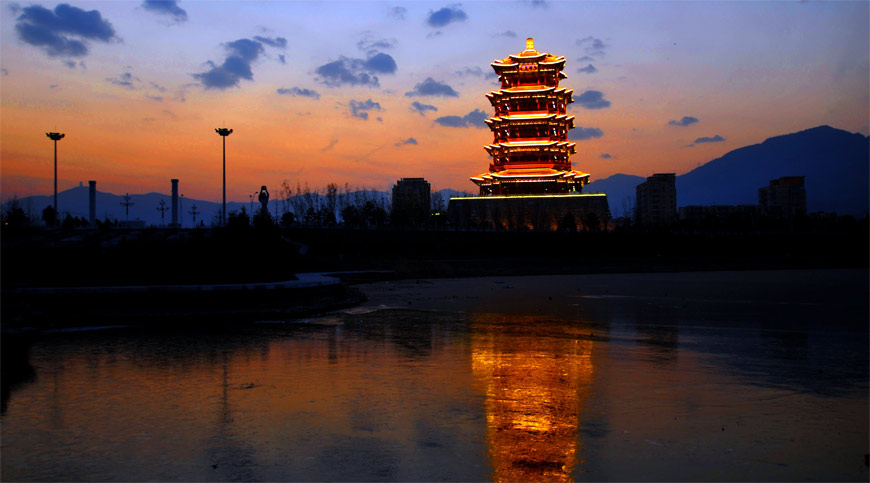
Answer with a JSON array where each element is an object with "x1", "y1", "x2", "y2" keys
[
  {"x1": 449, "y1": 38, "x2": 610, "y2": 229},
  {"x1": 391, "y1": 177, "x2": 431, "y2": 227},
  {"x1": 758, "y1": 176, "x2": 806, "y2": 218},
  {"x1": 635, "y1": 173, "x2": 676, "y2": 226},
  {"x1": 472, "y1": 38, "x2": 588, "y2": 195}
]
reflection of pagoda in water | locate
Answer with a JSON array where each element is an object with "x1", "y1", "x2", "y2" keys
[
  {"x1": 471, "y1": 314, "x2": 594, "y2": 482},
  {"x1": 472, "y1": 38, "x2": 588, "y2": 195}
]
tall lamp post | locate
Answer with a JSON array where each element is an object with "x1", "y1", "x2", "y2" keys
[
  {"x1": 215, "y1": 127, "x2": 233, "y2": 225},
  {"x1": 46, "y1": 132, "x2": 65, "y2": 219}
]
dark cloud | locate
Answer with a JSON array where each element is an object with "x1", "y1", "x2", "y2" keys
[
  {"x1": 576, "y1": 36, "x2": 607, "y2": 57},
  {"x1": 668, "y1": 116, "x2": 699, "y2": 127},
  {"x1": 106, "y1": 71, "x2": 140, "y2": 89},
  {"x1": 435, "y1": 108, "x2": 486, "y2": 128},
  {"x1": 600, "y1": 153, "x2": 611, "y2": 159},
  {"x1": 693, "y1": 134, "x2": 725, "y2": 144},
  {"x1": 315, "y1": 52, "x2": 397, "y2": 88},
  {"x1": 63, "y1": 60, "x2": 76, "y2": 68},
  {"x1": 1, "y1": 68, "x2": 7, "y2": 76},
  {"x1": 49, "y1": 84, "x2": 59, "y2": 89},
  {"x1": 146, "y1": 95, "x2": 163, "y2": 102},
  {"x1": 14, "y1": 3, "x2": 118, "y2": 58},
  {"x1": 194, "y1": 37, "x2": 287, "y2": 90},
  {"x1": 395, "y1": 137, "x2": 418, "y2": 146},
  {"x1": 577, "y1": 55, "x2": 594, "y2": 62},
  {"x1": 426, "y1": 6, "x2": 467, "y2": 28},
  {"x1": 388, "y1": 6, "x2": 407, "y2": 20},
  {"x1": 577, "y1": 64, "x2": 597, "y2": 74},
  {"x1": 410, "y1": 101, "x2": 437, "y2": 116},
  {"x1": 575, "y1": 90, "x2": 611, "y2": 109},
  {"x1": 277, "y1": 86, "x2": 321, "y2": 100},
  {"x1": 494, "y1": 30, "x2": 517, "y2": 38},
  {"x1": 527, "y1": 0, "x2": 549, "y2": 8},
  {"x1": 253, "y1": 36, "x2": 287, "y2": 49},
  {"x1": 349, "y1": 98, "x2": 382, "y2": 120},
  {"x1": 365, "y1": 52, "x2": 397, "y2": 73},
  {"x1": 278, "y1": 54, "x2": 285, "y2": 64},
  {"x1": 141, "y1": 1, "x2": 187, "y2": 22},
  {"x1": 405, "y1": 77, "x2": 459, "y2": 97},
  {"x1": 321, "y1": 138, "x2": 339, "y2": 152},
  {"x1": 570, "y1": 126, "x2": 604, "y2": 141},
  {"x1": 150, "y1": 81, "x2": 167, "y2": 92}
]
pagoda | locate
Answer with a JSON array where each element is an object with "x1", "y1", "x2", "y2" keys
[{"x1": 471, "y1": 38, "x2": 589, "y2": 196}]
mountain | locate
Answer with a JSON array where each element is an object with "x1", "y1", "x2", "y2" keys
[
  {"x1": 676, "y1": 125, "x2": 868, "y2": 214},
  {"x1": 584, "y1": 174, "x2": 645, "y2": 218},
  {"x1": 583, "y1": 126, "x2": 869, "y2": 216}
]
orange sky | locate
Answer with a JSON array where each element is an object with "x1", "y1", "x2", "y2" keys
[{"x1": 2, "y1": 1, "x2": 867, "y2": 201}]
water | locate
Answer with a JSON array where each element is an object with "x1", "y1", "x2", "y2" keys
[{"x1": 2, "y1": 270, "x2": 868, "y2": 481}]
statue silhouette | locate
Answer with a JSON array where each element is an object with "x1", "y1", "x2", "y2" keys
[{"x1": 258, "y1": 186, "x2": 269, "y2": 215}]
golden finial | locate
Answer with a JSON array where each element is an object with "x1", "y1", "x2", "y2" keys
[{"x1": 526, "y1": 38, "x2": 534, "y2": 50}]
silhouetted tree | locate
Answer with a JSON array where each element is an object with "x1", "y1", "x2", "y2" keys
[
  {"x1": 280, "y1": 211, "x2": 295, "y2": 228},
  {"x1": 61, "y1": 214, "x2": 75, "y2": 231},
  {"x1": 342, "y1": 205, "x2": 361, "y2": 227},
  {"x1": 42, "y1": 205, "x2": 57, "y2": 227},
  {"x1": 2, "y1": 199, "x2": 29, "y2": 229},
  {"x1": 227, "y1": 207, "x2": 250, "y2": 230}
]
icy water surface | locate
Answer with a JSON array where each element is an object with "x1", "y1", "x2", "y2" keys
[{"x1": 2, "y1": 271, "x2": 868, "y2": 481}]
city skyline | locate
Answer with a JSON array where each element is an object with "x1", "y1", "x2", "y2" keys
[{"x1": 1, "y1": 0, "x2": 868, "y2": 203}]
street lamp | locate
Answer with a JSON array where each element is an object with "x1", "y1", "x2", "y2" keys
[
  {"x1": 215, "y1": 127, "x2": 233, "y2": 225},
  {"x1": 46, "y1": 131, "x2": 65, "y2": 219}
]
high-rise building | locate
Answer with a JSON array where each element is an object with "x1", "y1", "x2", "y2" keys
[
  {"x1": 391, "y1": 178, "x2": 431, "y2": 227},
  {"x1": 758, "y1": 176, "x2": 806, "y2": 218},
  {"x1": 471, "y1": 38, "x2": 588, "y2": 196},
  {"x1": 635, "y1": 173, "x2": 676, "y2": 226}
]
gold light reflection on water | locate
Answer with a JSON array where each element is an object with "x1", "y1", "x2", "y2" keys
[{"x1": 471, "y1": 314, "x2": 595, "y2": 483}]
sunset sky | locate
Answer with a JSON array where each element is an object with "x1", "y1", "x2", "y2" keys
[{"x1": 1, "y1": 0, "x2": 867, "y2": 202}]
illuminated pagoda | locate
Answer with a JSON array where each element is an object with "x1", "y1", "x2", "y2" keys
[{"x1": 472, "y1": 38, "x2": 588, "y2": 195}]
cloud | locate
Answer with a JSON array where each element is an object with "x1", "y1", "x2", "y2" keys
[
  {"x1": 526, "y1": 0, "x2": 549, "y2": 8},
  {"x1": 49, "y1": 83, "x2": 59, "y2": 89},
  {"x1": 388, "y1": 6, "x2": 407, "y2": 20},
  {"x1": 577, "y1": 55, "x2": 594, "y2": 62},
  {"x1": 193, "y1": 37, "x2": 285, "y2": 89},
  {"x1": 315, "y1": 52, "x2": 397, "y2": 88},
  {"x1": 1, "y1": 68, "x2": 7, "y2": 76},
  {"x1": 668, "y1": 116, "x2": 699, "y2": 127},
  {"x1": 600, "y1": 153, "x2": 611, "y2": 159},
  {"x1": 14, "y1": 3, "x2": 118, "y2": 58},
  {"x1": 570, "y1": 126, "x2": 604, "y2": 141},
  {"x1": 141, "y1": 0, "x2": 187, "y2": 22},
  {"x1": 405, "y1": 77, "x2": 459, "y2": 97},
  {"x1": 150, "y1": 81, "x2": 167, "y2": 92},
  {"x1": 146, "y1": 95, "x2": 163, "y2": 102},
  {"x1": 278, "y1": 54, "x2": 285, "y2": 64},
  {"x1": 106, "y1": 71, "x2": 141, "y2": 89},
  {"x1": 349, "y1": 98, "x2": 382, "y2": 120},
  {"x1": 253, "y1": 36, "x2": 287, "y2": 49},
  {"x1": 357, "y1": 35, "x2": 397, "y2": 55},
  {"x1": 455, "y1": 66, "x2": 485, "y2": 77},
  {"x1": 494, "y1": 30, "x2": 517, "y2": 38},
  {"x1": 426, "y1": 6, "x2": 467, "y2": 28},
  {"x1": 576, "y1": 36, "x2": 607, "y2": 57},
  {"x1": 395, "y1": 137, "x2": 418, "y2": 146},
  {"x1": 410, "y1": 101, "x2": 438, "y2": 116},
  {"x1": 277, "y1": 86, "x2": 321, "y2": 99},
  {"x1": 577, "y1": 64, "x2": 597, "y2": 74},
  {"x1": 435, "y1": 108, "x2": 487, "y2": 128},
  {"x1": 575, "y1": 90, "x2": 611, "y2": 109},
  {"x1": 693, "y1": 134, "x2": 725, "y2": 144},
  {"x1": 321, "y1": 138, "x2": 339, "y2": 152}
]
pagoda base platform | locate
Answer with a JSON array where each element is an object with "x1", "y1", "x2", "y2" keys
[{"x1": 447, "y1": 193, "x2": 611, "y2": 231}]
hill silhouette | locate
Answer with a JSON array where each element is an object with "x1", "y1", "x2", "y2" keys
[{"x1": 585, "y1": 125, "x2": 868, "y2": 216}]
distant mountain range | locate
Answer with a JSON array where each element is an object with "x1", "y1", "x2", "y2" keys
[
  {"x1": 5, "y1": 125, "x2": 867, "y2": 224},
  {"x1": 586, "y1": 125, "x2": 869, "y2": 217}
]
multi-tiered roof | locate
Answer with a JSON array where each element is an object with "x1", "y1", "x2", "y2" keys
[{"x1": 471, "y1": 38, "x2": 590, "y2": 195}]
